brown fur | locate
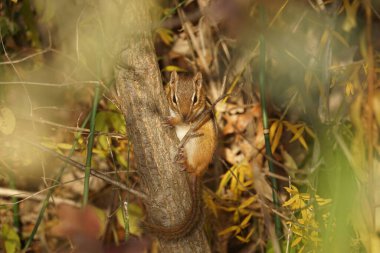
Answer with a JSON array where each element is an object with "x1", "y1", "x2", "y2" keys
[{"x1": 146, "y1": 71, "x2": 217, "y2": 239}]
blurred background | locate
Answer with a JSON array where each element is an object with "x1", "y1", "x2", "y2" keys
[{"x1": 0, "y1": 0, "x2": 379, "y2": 252}]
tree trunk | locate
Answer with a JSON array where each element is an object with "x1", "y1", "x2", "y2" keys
[{"x1": 114, "y1": 1, "x2": 211, "y2": 252}]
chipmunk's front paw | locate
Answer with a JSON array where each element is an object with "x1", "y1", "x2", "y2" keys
[
  {"x1": 175, "y1": 148, "x2": 187, "y2": 171},
  {"x1": 161, "y1": 116, "x2": 175, "y2": 128}
]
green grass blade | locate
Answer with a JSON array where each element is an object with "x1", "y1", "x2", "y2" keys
[
  {"x1": 259, "y1": 6, "x2": 282, "y2": 240},
  {"x1": 22, "y1": 114, "x2": 91, "y2": 251},
  {"x1": 82, "y1": 83, "x2": 101, "y2": 207}
]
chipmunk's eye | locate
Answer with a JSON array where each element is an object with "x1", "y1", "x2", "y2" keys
[
  {"x1": 172, "y1": 95, "x2": 177, "y2": 104},
  {"x1": 193, "y1": 95, "x2": 198, "y2": 104}
]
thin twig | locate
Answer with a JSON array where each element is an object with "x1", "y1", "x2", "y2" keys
[
  {"x1": 0, "y1": 29, "x2": 33, "y2": 116},
  {"x1": 0, "y1": 48, "x2": 52, "y2": 65},
  {"x1": 17, "y1": 136, "x2": 147, "y2": 200},
  {"x1": 176, "y1": 93, "x2": 229, "y2": 153},
  {"x1": 23, "y1": 116, "x2": 126, "y2": 138},
  {"x1": 0, "y1": 80, "x2": 102, "y2": 87},
  {"x1": 0, "y1": 187, "x2": 80, "y2": 207}
]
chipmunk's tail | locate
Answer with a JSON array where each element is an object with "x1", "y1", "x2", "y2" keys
[{"x1": 143, "y1": 176, "x2": 203, "y2": 240}]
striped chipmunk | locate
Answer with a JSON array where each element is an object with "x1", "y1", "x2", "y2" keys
[{"x1": 146, "y1": 71, "x2": 217, "y2": 239}]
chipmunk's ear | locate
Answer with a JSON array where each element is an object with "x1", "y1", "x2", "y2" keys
[
  {"x1": 169, "y1": 71, "x2": 178, "y2": 88},
  {"x1": 193, "y1": 72, "x2": 203, "y2": 89}
]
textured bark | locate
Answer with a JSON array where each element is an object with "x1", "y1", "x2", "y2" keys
[{"x1": 114, "y1": 1, "x2": 210, "y2": 252}]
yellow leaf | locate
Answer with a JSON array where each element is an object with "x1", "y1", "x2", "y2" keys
[
  {"x1": 298, "y1": 135, "x2": 308, "y2": 150},
  {"x1": 319, "y1": 30, "x2": 329, "y2": 49},
  {"x1": 98, "y1": 135, "x2": 109, "y2": 151},
  {"x1": 238, "y1": 167, "x2": 245, "y2": 192},
  {"x1": 242, "y1": 180, "x2": 254, "y2": 188},
  {"x1": 310, "y1": 231, "x2": 321, "y2": 242},
  {"x1": 222, "y1": 74, "x2": 242, "y2": 104},
  {"x1": 284, "y1": 122, "x2": 309, "y2": 150},
  {"x1": 156, "y1": 27, "x2": 174, "y2": 45},
  {"x1": 240, "y1": 214, "x2": 253, "y2": 227},
  {"x1": 91, "y1": 206, "x2": 107, "y2": 238},
  {"x1": 342, "y1": 0, "x2": 360, "y2": 32},
  {"x1": 1, "y1": 224, "x2": 21, "y2": 253},
  {"x1": 238, "y1": 209, "x2": 251, "y2": 215},
  {"x1": 162, "y1": 65, "x2": 187, "y2": 72},
  {"x1": 0, "y1": 107, "x2": 16, "y2": 135},
  {"x1": 282, "y1": 194, "x2": 299, "y2": 207},
  {"x1": 269, "y1": 119, "x2": 280, "y2": 143},
  {"x1": 218, "y1": 225, "x2": 240, "y2": 236},
  {"x1": 116, "y1": 154, "x2": 128, "y2": 168},
  {"x1": 233, "y1": 209, "x2": 240, "y2": 223},
  {"x1": 345, "y1": 81, "x2": 354, "y2": 96},
  {"x1": 41, "y1": 142, "x2": 56, "y2": 149},
  {"x1": 230, "y1": 171, "x2": 238, "y2": 198},
  {"x1": 217, "y1": 164, "x2": 235, "y2": 195},
  {"x1": 220, "y1": 206, "x2": 236, "y2": 212},
  {"x1": 289, "y1": 126, "x2": 304, "y2": 143},
  {"x1": 239, "y1": 195, "x2": 257, "y2": 209},
  {"x1": 284, "y1": 185, "x2": 299, "y2": 195},
  {"x1": 235, "y1": 235, "x2": 247, "y2": 242},
  {"x1": 57, "y1": 143, "x2": 74, "y2": 150},
  {"x1": 92, "y1": 148, "x2": 107, "y2": 155},
  {"x1": 116, "y1": 203, "x2": 143, "y2": 236},
  {"x1": 291, "y1": 236, "x2": 302, "y2": 247},
  {"x1": 283, "y1": 121, "x2": 298, "y2": 134},
  {"x1": 78, "y1": 137, "x2": 84, "y2": 145},
  {"x1": 203, "y1": 191, "x2": 218, "y2": 217},
  {"x1": 162, "y1": 7, "x2": 173, "y2": 17},
  {"x1": 300, "y1": 193, "x2": 311, "y2": 201},
  {"x1": 128, "y1": 203, "x2": 144, "y2": 236},
  {"x1": 300, "y1": 209, "x2": 310, "y2": 221},
  {"x1": 271, "y1": 121, "x2": 283, "y2": 153},
  {"x1": 236, "y1": 226, "x2": 255, "y2": 243},
  {"x1": 304, "y1": 125, "x2": 316, "y2": 138},
  {"x1": 292, "y1": 227, "x2": 304, "y2": 237}
]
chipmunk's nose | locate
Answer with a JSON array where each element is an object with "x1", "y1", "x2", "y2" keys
[
  {"x1": 180, "y1": 104, "x2": 191, "y2": 122},
  {"x1": 182, "y1": 112, "x2": 189, "y2": 122}
]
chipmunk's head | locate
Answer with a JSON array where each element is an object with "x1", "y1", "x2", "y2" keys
[{"x1": 167, "y1": 71, "x2": 206, "y2": 123}]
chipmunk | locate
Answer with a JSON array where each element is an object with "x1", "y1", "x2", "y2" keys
[{"x1": 146, "y1": 71, "x2": 217, "y2": 239}]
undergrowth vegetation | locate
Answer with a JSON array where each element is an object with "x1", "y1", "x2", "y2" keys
[{"x1": 0, "y1": 0, "x2": 379, "y2": 252}]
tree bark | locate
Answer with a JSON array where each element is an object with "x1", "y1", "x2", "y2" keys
[{"x1": 114, "y1": 1, "x2": 211, "y2": 252}]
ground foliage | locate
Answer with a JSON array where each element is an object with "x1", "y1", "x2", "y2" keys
[{"x1": 0, "y1": 0, "x2": 380, "y2": 252}]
